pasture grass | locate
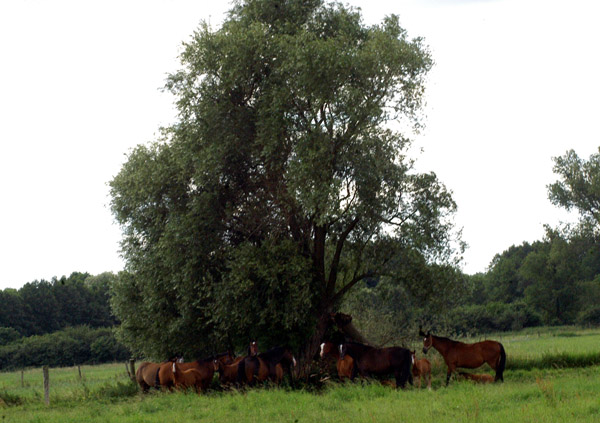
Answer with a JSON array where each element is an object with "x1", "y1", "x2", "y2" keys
[
  {"x1": 2, "y1": 326, "x2": 600, "y2": 422},
  {"x1": 2, "y1": 369, "x2": 600, "y2": 422}
]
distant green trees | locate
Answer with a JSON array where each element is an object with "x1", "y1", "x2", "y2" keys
[
  {"x1": 0, "y1": 326, "x2": 130, "y2": 371},
  {"x1": 0, "y1": 272, "x2": 129, "y2": 370},
  {"x1": 0, "y1": 272, "x2": 117, "y2": 337},
  {"x1": 439, "y1": 148, "x2": 600, "y2": 334}
]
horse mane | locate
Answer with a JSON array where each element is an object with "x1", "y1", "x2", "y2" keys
[
  {"x1": 432, "y1": 334, "x2": 461, "y2": 345},
  {"x1": 259, "y1": 346, "x2": 288, "y2": 361},
  {"x1": 342, "y1": 342, "x2": 373, "y2": 359}
]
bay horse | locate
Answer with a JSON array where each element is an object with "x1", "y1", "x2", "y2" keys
[
  {"x1": 171, "y1": 359, "x2": 218, "y2": 392},
  {"x1": 410, "y1": 350, "x2": 432, "y2": 389},
  {"x1": 238, "y1": 346, "x2": 296, "y2": 386},
  {"x1": 135, "y1": 361, "x2": 162, "y2": 392},
  {"x1": 340, "y1": 342, "x2": 412, "y2": 389},
  {"x1": 217, "y1": 356, "x2": 245, "y2": 385},
  {"x1": 320, "y1": 342, "x2": 354, "y2": 380},
  {"x1": 159, "y1": 354, "x2": 226, "y2": 390},
  {"x1": 420, "y1": 329, "x2": 506, "y2": 385}
]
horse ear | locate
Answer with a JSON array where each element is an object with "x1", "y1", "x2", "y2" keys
[{"x1": 418, "y1": 327, "x2": 426, "y2": 337}]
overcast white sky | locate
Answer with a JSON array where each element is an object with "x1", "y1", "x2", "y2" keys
[{"x1": 0, "y1": 0, "x2": 598, "y2": 289}]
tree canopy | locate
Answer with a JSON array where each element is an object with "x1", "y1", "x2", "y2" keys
[{"x1": 109, "y1": 0, "x2": 463, "y2": 362}]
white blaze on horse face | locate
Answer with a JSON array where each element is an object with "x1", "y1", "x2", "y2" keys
[
  {"x1": 411, "y1": 354, "x2": 415, "y2": 365},
  {"x1": 293, "y1": 356, "x2": 297, "y2": 367},
  {"x1": 339, "y1": 345, "x2": 344, "y2": 357},
  {"x1": 320, "y1": 343, "x2": 325, "y2": 358},
  {"x1": 172, "y1": 362, "x2": 176, "y2": 373}
]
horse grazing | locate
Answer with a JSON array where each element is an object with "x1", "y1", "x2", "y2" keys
[
  {"x1": 320, "y1": 342, "x2": 354, "y2": 380},
  {"x1": 238, "y1": 346, "x2": 296, "y2": 386},
  {"x1": 136, "y1": 361, "x2": 162, "y2": 392},
  {"x1": 410, "y1": 350, "x2": 432, "y2": 389},
  {"x1": 172, "y1": 359, "x2": 218, "y2": 392},
  {"x1": 420, "y1": 329, "x2": 506, "y2": 385},
  {"x1": 340, "y1": 342, "x2": 412, "y2": 389},
  {"x1": 458, "y1": 371, "x2": 494, "y2": 384}
]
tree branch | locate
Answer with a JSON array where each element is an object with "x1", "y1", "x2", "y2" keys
[{"x1": 326, "y1": 216, "x2": 360, "y2": 296}]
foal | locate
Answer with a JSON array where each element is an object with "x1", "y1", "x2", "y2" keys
[
  {"x1": 410, "y1": 350, "x2": 432, "y2": 390},
  {"x1": 458, "y1": 372, "x2": 494, "y2": 384}
]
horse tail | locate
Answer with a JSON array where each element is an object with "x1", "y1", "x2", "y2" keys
[
  {"x1": 399, "y1": 349, "x2": 412, "y2": 388},
  {"x1": 154, "y1": 367, "x2": 161, "y2": 389},
  {"x1": 495, "y1": 342, "x2": 506, "y2": 382}
]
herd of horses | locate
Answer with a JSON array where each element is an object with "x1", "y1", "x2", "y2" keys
[{"x1": 135, "y1": 330, "x2": 506, "y2": 393}]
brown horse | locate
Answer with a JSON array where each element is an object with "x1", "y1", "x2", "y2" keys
[
  {"x1": 320, "y1": 342, "x2": 354, "y2": 380},
  {"x1": 217, "y1": 356, "x2": 245, "y2": 385},
  {"x1": 410, "y1": 350, "x2": 432, "y2": 389},
  {"x1": 238, "y1": 346, "x2": 296, "y2": 386},
  {"x1": 458, "y1": 371, "x2": 494, "y2": 384},
  {"x1": 136, "y1": 361, "x2": 162, "y2": 391},
  {"x1": 158, "y1": 356, "x2": 222, "y2": 390},
  {"x1": 420, "y1": 329, "x2": 506, "y2": 385},
  {"x1": 340, "y1": 342, "x2": 412, "y2": 389},
  {"x1": 171, "y1": 359, "x2": 218, "y2": 392}
]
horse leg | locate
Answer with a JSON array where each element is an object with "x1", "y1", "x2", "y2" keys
[
  {"x1": 418, "y1": 374, "x2": 422, "y2": 389},
  {"x1": 445, "y1": 365, "x2": 455, "y2": 386}
]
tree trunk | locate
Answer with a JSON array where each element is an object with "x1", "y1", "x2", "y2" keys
[{"x1": 298, "y1": 309, "x2": 332, "y2": 379}]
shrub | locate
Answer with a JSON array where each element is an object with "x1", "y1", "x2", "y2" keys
[
  {"x1": 0, "y1": 326, "x2": 130, "y2": 371},
  {"x1": 577, "y1": 306, "x2": 600, "y2": 327}
]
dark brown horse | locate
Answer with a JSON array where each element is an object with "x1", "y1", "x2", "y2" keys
[
  {"x1": 420, "y1": 329, "x2": 506, "y2": 385},
  {"x1": 238, "y1": 346, "x2": 296, "y2": 386},
  {"x1": 320, "y1": 341, "x2": 354, "y2": 380},
  {"x1": 217, "y1": 356, "x2": 245, "y2": 385},
  {"x1": 340, "y1": 342, "x2": 412, "y2": 389},
  {"x1": 136, "y1": 361, "x2": 162, "y2": 391}
]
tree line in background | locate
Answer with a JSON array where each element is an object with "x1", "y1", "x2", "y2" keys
[
  {"x1": 346, "y1": 147, "x2": 600, "y2": 343},
  {"x1": 0, "y1": 272, "x2": 128, "y2": 370}
]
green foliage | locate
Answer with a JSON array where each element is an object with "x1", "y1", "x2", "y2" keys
[
  {"x1": 0, "y1": 327, "x2": 130, "y2": 371},
  {"x1": 0, "y1": 272, "x2": 118, "y2": 338},
  {"x1": 110, "y1": 0, "x2": 462, "y2": 359},
  {"x1": 0, "y1": 327, "x2": 21, "y2": 346},
  {"x1": 442, "y1": 302, "x2": 542, "y2": 335},
  {"x1": 577, "y1": 305, "x2": 600, "y2": 327},
  {"x1": 548, "y1": 147, "x2": 600, "y2": 229}
]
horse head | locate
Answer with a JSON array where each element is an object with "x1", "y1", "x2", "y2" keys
[
  {"x1": 339, "y1": 344, "x2": 346, "y2": 359},
  {"x1": 419, "y1": 329, "x2": 432, "y2": 354},
  {"x1": 248, "y1": 341, "x2": 259, "y2": 357}
]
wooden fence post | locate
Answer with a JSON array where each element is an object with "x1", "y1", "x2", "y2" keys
[
  {"x1": 129, "y1": 359, "x2": 136, "y2": 382},
  {"x1": 78, "y1": 365, "x2": 82, "y2": 380},
  {"x1": 43, "y1": 366, "x2": 49, "y2": 406},
  {"x1": 21, "y1": 369, "x2": 24, "y2": 387}
]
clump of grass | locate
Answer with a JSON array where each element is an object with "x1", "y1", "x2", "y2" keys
[
  {"x1": 507, "y1": 351, "x2": 600, "y2": 371},
  {"x1": 93, "y1": 380, "x2": 139, "y2": 400},
  {"x1": 0, "y1": 389, "x2": 24, "y2": 406}
]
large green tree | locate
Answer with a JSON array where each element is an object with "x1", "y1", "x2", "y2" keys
[
  {"x1": 109, "y1": 0, "x2": 462, "y2": 363},
  {"x1": 549, "y1": 147, "x2": 600, "y2": 231}
]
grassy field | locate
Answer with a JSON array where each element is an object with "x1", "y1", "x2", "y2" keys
[{"x1": 1, "y1": 326, "x2": 600, "y2": 422}]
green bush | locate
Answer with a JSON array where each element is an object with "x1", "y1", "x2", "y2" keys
[
  {"x1": 0, "y1": 327, "x2": 21, "y2": 346},
  {"x1": 0, "y1": 326, "x2": 130, "y2": 371},
  {"x1": 444, "y1": 302, "x2": 542, "y2": 335},
  {"x1": 577, "y1": 306, "x2": 600, "y2": 327}
]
